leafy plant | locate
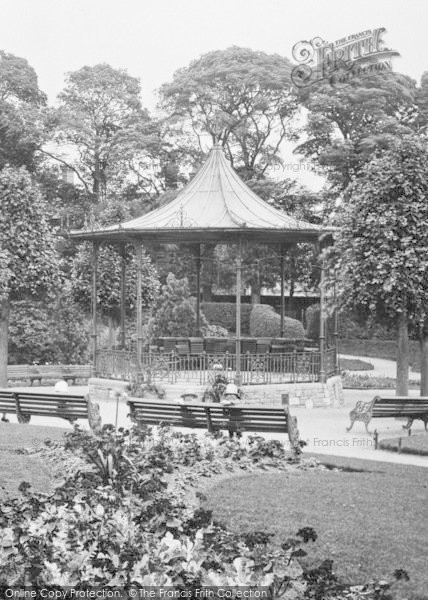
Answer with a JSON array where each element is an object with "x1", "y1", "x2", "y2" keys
[{"x1": 250, "y1": 304, "x2": 305, "y2": 338}]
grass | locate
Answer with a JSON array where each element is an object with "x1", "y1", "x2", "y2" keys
[
  {"x1": 339, "y1": 338, "x2": 421, "y2": 372},
  {"x1": 0, "y1": 423, "x2": 66, "y2": 496},
  {"x1": 204, "y1": 453, "x2": 428, "y2": 599},
  {"x1": 339, "y1": 358, "x2": 374, "y2": 371},
  {"x1": 380, "y1": 434, "x2": 428, "y2": 456}
]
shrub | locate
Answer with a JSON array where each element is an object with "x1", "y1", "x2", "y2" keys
[
  {"x1": 203, "y1": 324, "x2": 229, "y2": 337},
  {"x1": 250, "y1": 304, "x2": 304, "y2": 338},
  {"x1": 201, "y1": 301, "x2": 252, "y2": 334},
  {"x1": 8, "y1": 296, "x2": 90, "y2": 364},
  {"x1": 306, "y1": 304, "x2": 396, "y2": 342},
  {"x1": 147, "y1": 273, "x2": 208, "y2": 340}
]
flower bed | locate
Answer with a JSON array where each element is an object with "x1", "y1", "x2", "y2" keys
[{"x1": 0, "y1": 425, "x2": 409, "y2": 597}]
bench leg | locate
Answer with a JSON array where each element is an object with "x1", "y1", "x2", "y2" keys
[
  {"x1": 364, "y1": 418, "x2": 372, "y2": 435},
  {"x1": 402, "y1": 418, "x2": 414, "y2": 431},
  {"x1": 17, "y1": 413, "x2": 31, "y2": 424},
  {"x1": 1, "y1": 412, "x2": 9, "y2": 423},
  {"x1": 346, "y1": 414, "x2": 356, "y2": 432}
]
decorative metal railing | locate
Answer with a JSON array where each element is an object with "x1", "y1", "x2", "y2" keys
[{"x1": 95, "y1": 348, "x2": 337, "y2": 386}]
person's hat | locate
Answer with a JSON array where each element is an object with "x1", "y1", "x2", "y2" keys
[
  {"x1": 54, "y1": 380, "x2": 69, "y2": 394},
  {"x1": 180, "y1": 392, "x2": 198, "y2": 399},
  {"x1": 224, "y1": 384, "x2": 239, "y2": 396}
]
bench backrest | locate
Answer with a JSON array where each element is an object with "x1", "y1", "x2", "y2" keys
[
  {"x1": 7, "y1": 365, "x2": 30, "y2": 379},
  {"x1": 372, "y1": 396, "x2": 428, "y2": 417},
  {"x1": 128, "y1": 400, "x2": 290, "y2": 433},
  {"x1": 0, "y1": 390, "x2": 18, "y2": 412},
  {"x1": 15, "y1": 392, "x2": 88, "y2": 418}
]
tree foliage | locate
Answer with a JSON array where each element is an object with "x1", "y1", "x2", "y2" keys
[
  {"x1": 330, "y1": 135, "x2": 428, "y2": 328},
  {"x1": 71, "y1": 243, "x2": 159, "y2": 322},
  {"x1": 297, "y1": 72, "x2": 417, "y2": 192},
  {"x1": 0, "y1": 166, "x2": 59, "y2": 299},
  {"x1": 8, "y1": 296, "x2": 89, "y2": 364},
  {"x1": 0, "y1": 50, "x2": 47, "y2": 171},
  {"x1": 51, "y1": 64, "x2": 153, "y2": 203},
  {"x1": 147, "y1": 273, "x2": 208, "y2": 340},
  {"x1": 159, "y1": 46, "x2": 298, "y2": 178}
]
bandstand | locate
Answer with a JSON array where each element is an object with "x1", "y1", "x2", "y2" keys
[{"x1": 70, "y1": 144, "x2": 336, "y2": 389}]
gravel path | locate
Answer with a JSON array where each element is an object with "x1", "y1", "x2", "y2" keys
[
  {"x1": 7, "y1": 383, "x2": 428, "y2": 468},
  {"x1": 339, "y1": 353, "x2": 421, "y2": 380}
]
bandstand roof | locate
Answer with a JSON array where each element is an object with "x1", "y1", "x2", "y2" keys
[{"x1": 70, "y1": 144, "x2": 327, "y2": 245}]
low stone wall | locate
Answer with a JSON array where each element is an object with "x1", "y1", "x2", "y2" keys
[{"x1": 241, "y1": 375, "x2": 344, "y2": 408}]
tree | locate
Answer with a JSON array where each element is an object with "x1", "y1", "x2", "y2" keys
[
  {"x1": 329, "y1": 135, "x2": 428, "y2": 395},
  {"x1": 296, "y1": 71, "x2": 417, "y2": 193},
  {"x1": 159, "y1": 46, "x2": 298, "y2": 178},
  {"x1": 0, "y1": 166, "x2": 59, "y2": 384},
  {"x1": 0, "y1": 50, "x2": 47, "y2": 171},
  {"x1": 48, "y1": 64, "x2": 152, "y2": 203}
]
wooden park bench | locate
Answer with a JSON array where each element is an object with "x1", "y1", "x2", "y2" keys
[
  {"x1": 128, "y1": 399, "x2": 301, "y2": 449},
  {"x1": 7, "y1": 364, "x2": 92, "y2": 385},
  {"x1": 347, "y1": 395, "x2": 428, "y2": 434},
  {"x1": 6, "y1": 365, "x2": 31, "y2": 383},
  {"x1": 0, "y1": 390, "x2": 102, "y2": 431}
]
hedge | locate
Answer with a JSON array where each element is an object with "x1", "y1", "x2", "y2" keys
[
  {"x1": 249, "y1": 304, "x2": 305, "y2": 338},
  {"x1": 201, "y1": 301, "x2": 253, "y2": 334},
  {"x1": 305, "y1": 304, "x2": 396, "y2": 341}
]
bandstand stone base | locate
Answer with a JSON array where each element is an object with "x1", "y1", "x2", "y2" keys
[
  {"x1": 88, "y1": 375, "x2": 344, "y2": 408},
  {"x1": 89, "y1": 378, "x2": 130, "y2": 402}
]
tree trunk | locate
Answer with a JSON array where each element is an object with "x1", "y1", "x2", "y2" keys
[
  {"x1": 108, "y1": 314, "x2": 115, "y2": 350},
  {"x1": 251, "y1": 283, "x2": 261, "y2": 305},
  {"x1": 396, "y1": 311, "x2": 409, "y2": 396},
  {"x1": 202, "y1": 282, "x2": 213, "y2": 302},
  {"x1": 201, "y1": 244, "x2": 215, "y2": 301},
  {"x1": 0, "y1": 296, "x2": 9, "y2": 387},
  {"x1": 421, "y1": 328, "x2": 428, "y2": 396}
]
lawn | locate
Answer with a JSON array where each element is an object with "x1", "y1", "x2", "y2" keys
[
  {"x1": 204, "y1": 453, "x2": 428, "y2": 599},
  {"x1": 339, "y1": 338, "x2": 421, "y2": 371},
  {"x1": 339, "y1": 357, "x2": 374, "y2": 371},
  {"x1": 0, "y1": 423, "x2": 66, "y2": 496},
  {"x1": 380, "y1": 433, "x2": 428, "y2": 456}
]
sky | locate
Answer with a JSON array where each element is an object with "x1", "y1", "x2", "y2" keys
[{"x1": 1, "y1": 0, "x2": 427, "y2": 189}]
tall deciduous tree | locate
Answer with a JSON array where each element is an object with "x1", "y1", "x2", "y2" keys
[
  {"x1": 329, "y1": 135, "x2": 428, "y2": 395},
  {"x1": 296, "y1": 72, "x2": 417, "y2": 193},
  {"x1": 0, "y1": 50, "x2": 47, "y2": 171},
  {"x1": 159, "y1": 46, "x2": 298, "y2": 178},
  {"x1": 0, "y1": 166, "x2": 59, "y2": 384},
  {"x1": 50, "y1": 64, "x2": 153, "y2": 203}
]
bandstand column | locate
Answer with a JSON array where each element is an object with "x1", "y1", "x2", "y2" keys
[
  {"x1": 195, "y1": 244, "x2": 202, "y2": 335},
  {"x1": 134, "y1": 240, "x2": 143, "y2": 376},
  {"x1": 120, "y1": 244, "x2": 126, "y2": 349},
  {"x1": 280, "y1": 245, "x2": 285, "y2": 337},
  {"x1": 319, "y1": 257, "x2": 326, "y2": 383},
  {"x1": 333, "y1": 273, "x2": 340, "y2": 374},
  {"x1": 235, "y1": 240, "x2": 242, "y2": 386},
  {"x1": 91, "y1": 242, "x2": 99, "y2": 374}
]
